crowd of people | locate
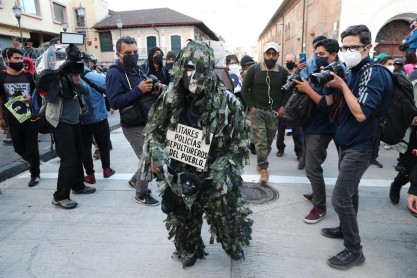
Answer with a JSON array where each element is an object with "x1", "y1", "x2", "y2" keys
[{"x1": 1, "y1": 22, "x2": 417, "y2": 270}]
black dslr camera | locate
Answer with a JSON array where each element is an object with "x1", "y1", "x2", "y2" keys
[
  {"x1": 147, "y1": 74, "x2": 167, "y2": 94},
  {"x1": 282, "y1": 72, "x2": 303, "y2": 93},
  {"x1": 309, "y1": 61, "x2": 346, "y2": 87}
]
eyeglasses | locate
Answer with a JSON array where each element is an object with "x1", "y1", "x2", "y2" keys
[
  {"x1": 264, "y1": 51, "x2": 279, "y2": 57},
  {"x1": 339, "y1": 45, "x2": 366, "y2": 52}
]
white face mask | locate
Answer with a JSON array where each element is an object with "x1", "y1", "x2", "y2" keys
[
  {"x1": 228, "y1": 64, "x2": 241, "y2": 74},
  {"x1": 387, "y1": 65, "x2": 395, "y2": 72},
  {"x1": 342, "y1": 50, "x2": 363, "y2": 69},
  {"x1": 187, "y1": 62, "x2": 197, "y2": 94}
]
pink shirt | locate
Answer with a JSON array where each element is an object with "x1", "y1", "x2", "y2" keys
[{"x1": 404, "y1": 64, "x2": 417, "y2": 75}]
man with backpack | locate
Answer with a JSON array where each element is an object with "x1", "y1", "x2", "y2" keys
[
  {"x1": 322, "y1": 25, "x2": 393, "y2": 269},
  {"x1": 241, "y1": 42, "x2": 289, "y2": 186},
  {"x1": 0, "y1": 47, "x2": 40, "y2": 187}
]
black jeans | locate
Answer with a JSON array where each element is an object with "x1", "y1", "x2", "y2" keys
[
  {"x1": 276, "y1": 118, "x2": 303, "y2": 158},
  {"x1": 9, "y1": 121, "x2": 40, "y2": 178},
  {"x1": 81, "y1": 119, "x2": 111, "y2": 174},
  {"x1": 331, "y1": 147, "x2": 372, "y2": 254},
  {"x1": 53, "y1": 122, "x2": 85, "y2": 201}
]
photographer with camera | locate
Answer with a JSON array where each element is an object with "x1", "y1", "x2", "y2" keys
[
  {"x1": 38, "y1": 44, "x2": 97, "y2": 209},
  {"x1": 105, "y1": 36, "x2": 159, "y2": 206},
  {"x1": 290, "y1": 39, "x2": 347, "y2": 225},
  {"x1": 321, "y1": 25, "x2": 393, "y2": 269}
]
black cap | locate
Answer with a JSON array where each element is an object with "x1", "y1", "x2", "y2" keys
[
  {"x1": 240, "y1": 55, "x2": 255, "y2": 67},
  {"x1": 394, "y1": 58, "x2": 404, "y2": 65}
]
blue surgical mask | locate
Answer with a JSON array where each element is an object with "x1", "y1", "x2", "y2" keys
[{"x1": 315, "y1": 56, "x2": 329, "y2": 69}]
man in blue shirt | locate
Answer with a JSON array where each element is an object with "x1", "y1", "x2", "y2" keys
[{"x1": 322, "y1": 25, "x2": 393, "y2": 269}]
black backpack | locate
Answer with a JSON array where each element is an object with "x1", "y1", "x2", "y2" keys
[{"x1": 371, "y1": 65, "x2": 417, "y2": 145}]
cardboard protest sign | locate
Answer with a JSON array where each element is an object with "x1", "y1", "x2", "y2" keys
[{"x1": 166, "y1": 124, "x2": 213, "y2": 169}]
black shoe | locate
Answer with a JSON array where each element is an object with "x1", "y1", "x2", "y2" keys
[
  {"x1": 371, "y1": 159, "x2": 383, "y2": 168},
  {"x1": 389, "y1": 182, "x2": 402, "y2": 204},
  {"x1": 328, "y1": 248, "x2": 365, "y2": 269},
  {"x1": 135, "y1": 193, "x2": 159, "y2": 206},
  {"x1": 276, "y1": 150, "x2": 284, "y2": 157},
  {"x1": 249, "y1": 143, "x2": 256, "y2": 155},
  {"x1": 321, "y1": 226, "x2": 344, "y2": 239},
  {"x1": 28, "y1": 176, "x2": 40, "y2": 187}
]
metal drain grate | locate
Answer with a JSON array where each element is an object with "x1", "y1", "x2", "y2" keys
[{"x1": 240, "y1": 182, "x2": 279, "y2": 204}]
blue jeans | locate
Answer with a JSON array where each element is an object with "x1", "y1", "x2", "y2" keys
[{"x1": 331, "y1": 147, "x2": 372, "y2": 254}]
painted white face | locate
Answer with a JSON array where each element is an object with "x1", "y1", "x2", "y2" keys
[{"x1": 186, "y1": 61, "x2": 197, "y2": 93}]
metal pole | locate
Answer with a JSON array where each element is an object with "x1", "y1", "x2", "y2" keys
[
  {"x1": 18, "y1": 19, "x2": 23, "y2": 45},
  {"x1": 83, "y1": 21, "x2": 87, "y2": 51}
]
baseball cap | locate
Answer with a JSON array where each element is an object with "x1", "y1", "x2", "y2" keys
[
  {"x1": 394, "y1": 58, "x2": 404, "y2": 65},
  {"x1": 240, "y1": 55, "x2": 255, "y2": 66},
  {"x1": 374, "y1": 53, "x2": 387, "y2": 60},
  {"x1": 263, "y1": 42, "x2": 280, "y2": 53}
]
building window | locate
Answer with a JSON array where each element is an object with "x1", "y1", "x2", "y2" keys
[
  {"x1": 75, "y1": 9, "x2": 85, "y2": 27},
  {"x1": 52, "y1": 2, "x2": 65, "y2": 22},
  {"x1": 22, "y1": 0, "x2": 40, "y2": 16},
  {"x1": 171, "y1": 35, "x2": 181, "y2": 55},
  {"x1": 147, "y1": 36, "x2": 156, "y2": 52},
  {"x1": 99, "y1": 32, "x2": 113, "y2": 52}
]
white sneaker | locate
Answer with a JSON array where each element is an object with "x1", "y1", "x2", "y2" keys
[{"x1": 383, "y1": 144, "x2": 391, "y2": 150}]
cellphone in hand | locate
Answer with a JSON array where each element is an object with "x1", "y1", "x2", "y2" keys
[{"x1": 299, "y1": 53, "x2": 307, "y2": 63}]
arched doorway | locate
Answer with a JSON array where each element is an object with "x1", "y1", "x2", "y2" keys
[{"x1": 375, "y1": 20, "x2": 410, "y2": 58}]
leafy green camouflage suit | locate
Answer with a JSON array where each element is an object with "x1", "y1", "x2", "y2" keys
[{"x1": 141, "y1": 41, "x2": 253, "y2": 267}]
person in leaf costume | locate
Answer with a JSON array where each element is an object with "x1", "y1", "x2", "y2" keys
[{"x1": 141, "y1": 40, "x2": 253, "y2": 267}]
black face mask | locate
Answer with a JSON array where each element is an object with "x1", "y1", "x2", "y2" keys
[
  {"x1": 286, "y1": 61, "x2": 296, "y2": 70},
  {"x1": 9, "y1": 61, "x2": 24, "y2": 72},
  {"x1": 264, "y1": 59, "x2": 277, "y2": 69},
  {"x1": 166, "y1": 62, "x2": 174, "y2": 70},
  {"x1": 153, "y1": 54, "x2": 163, "y2": 64},
  {"x1": 122, "y1": 53, "x2": 139, "y2": 68}
]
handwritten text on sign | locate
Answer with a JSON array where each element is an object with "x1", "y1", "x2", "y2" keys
[{"x1": 166, "y1": 124, "x2": 212, "y2": 169}]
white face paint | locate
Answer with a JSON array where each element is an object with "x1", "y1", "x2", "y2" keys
[{"x1": 187, "y1": 61, "x2": 197, "y2": 93}]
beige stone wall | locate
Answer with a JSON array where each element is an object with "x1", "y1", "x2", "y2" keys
[{"x1": 258, "y1": 0, "x2": 342, "y2": 64}]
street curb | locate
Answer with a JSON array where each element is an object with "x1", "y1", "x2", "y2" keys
[{"x1": 0, "y1": 121, "x2": 121, "y2": 183}]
